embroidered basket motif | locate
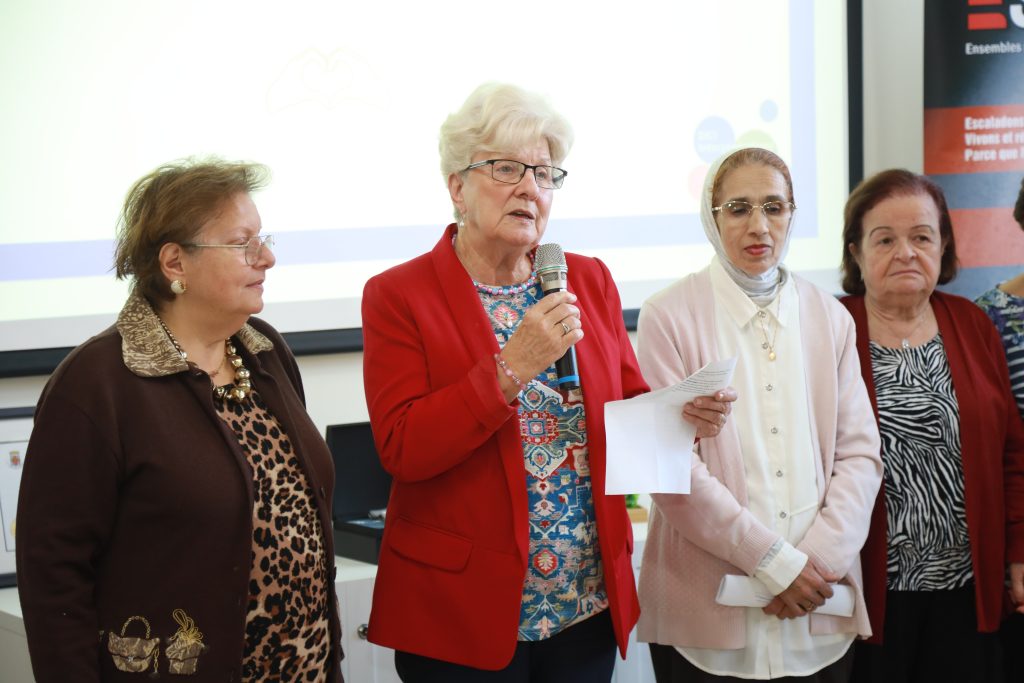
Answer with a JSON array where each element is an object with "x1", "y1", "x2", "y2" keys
[
  {"x1": 107, "y1": 615, "x2": 159, "y2": 674},
  {"x1": 165, "y1": 609, "x2": 205, "y2": 675}
]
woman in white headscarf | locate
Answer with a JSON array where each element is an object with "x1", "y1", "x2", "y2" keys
[{"x1": 635, "y1": 148, "x2": 883, "y2": 682}]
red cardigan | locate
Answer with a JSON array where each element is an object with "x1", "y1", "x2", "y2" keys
[
  {"x1": 842, "y1": 292, "x2": 1024, "y2": 643},
  {"x1": 361, "y1": 225, "x2": 649, "y2": 669}
]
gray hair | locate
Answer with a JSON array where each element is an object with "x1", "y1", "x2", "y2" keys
[{"x1": 439, "y1": 83, "x2": 574, "y2": 185}]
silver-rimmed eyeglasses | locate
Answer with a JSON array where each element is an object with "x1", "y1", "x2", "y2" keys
[
  {"x1": 463, "y1": 159, "x2": 568, "y2": 189},
  {"x1": 712, "y1": 200, "x2": 796, "y2": 224},
  {"x1": 182, "y1": 234, "x2": 274, "y2": 266}
]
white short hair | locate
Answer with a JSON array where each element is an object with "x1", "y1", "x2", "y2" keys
[{"x1": 439, "y1": 83, "x2": 574, "y2": 183}]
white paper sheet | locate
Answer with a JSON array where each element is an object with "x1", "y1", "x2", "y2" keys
[
  {"x1": 715, "y1": 575, "x2": 856, "y2": 617},
  {"x1": 604, "y1": 357, "x2": 736, "y2": 494}
]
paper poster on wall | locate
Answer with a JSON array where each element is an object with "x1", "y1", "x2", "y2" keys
[
  {"x1": 923, "y1": 0, "x2": 1024, "y2": 294},
  {"x1": 0, "y1": 414, "x2": 31, "y2": 586},
  {"x1": 0, "y1": 441, "x2": 25, "y2": 549}
]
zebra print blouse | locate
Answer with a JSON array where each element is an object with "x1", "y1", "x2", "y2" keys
[{"x1": 869, "y1": 334, "x2": 974, "y2": 591}]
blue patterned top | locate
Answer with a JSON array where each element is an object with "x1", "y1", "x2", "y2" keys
[
  {"x1": 475, "y1": 281, "x2": 607, "y2": 641},
  {"x1": 976, "y1": 286, "x2": 1024, "y2": 418}
]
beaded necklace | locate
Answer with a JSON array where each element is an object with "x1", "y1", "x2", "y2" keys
[
  {"x1": 158, "y1": 319, "x2": 253, "y2": 402},
  {"x1": 473, "y1": 271, "x2": 538, "y2": 296}
]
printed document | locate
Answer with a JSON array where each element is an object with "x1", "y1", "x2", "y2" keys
[{"x1": 604, "y1": 357, "x2": 736, "y2": 494}]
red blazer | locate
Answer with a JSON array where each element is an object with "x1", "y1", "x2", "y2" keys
[
  {"x1": 842, "y1": 292, "x2": 1024, "y2": 642},
  {"x1": 361, "y1": 225, "x2": 649, "y2": 669}
]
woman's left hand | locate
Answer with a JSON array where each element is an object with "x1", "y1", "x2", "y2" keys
[
  {"x1": 683, "y1": 387, "x2": 738, "y2": 439},
  {"x1": 1011, "y1": 562, "x2": 1024, "y2": 613},
  {"x1": 763, "y1": 558, "x2": 839, "y2": 620}
]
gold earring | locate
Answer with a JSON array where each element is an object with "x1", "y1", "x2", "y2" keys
[{"x1": 170, "y1": 280, "x2": 187, "y2": 295}]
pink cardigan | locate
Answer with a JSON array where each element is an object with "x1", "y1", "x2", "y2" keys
[{"x1": 635, "y1": 267, "x2": 882, "y2": 649}]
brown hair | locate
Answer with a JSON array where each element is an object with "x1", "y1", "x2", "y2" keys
[
  {"x1": 711, "y1": 148, "x2": 794, "y2": 207},
  {"x1": 113, "y1": 158, "x2": 269, "y2": 304},
  {"x1": 841, "y1": 169, "x2": 959, "y2": 295}
]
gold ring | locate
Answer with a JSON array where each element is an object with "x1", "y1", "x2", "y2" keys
[{"x1": 561, "y1": 322, "x2": 571, "y2": 335}]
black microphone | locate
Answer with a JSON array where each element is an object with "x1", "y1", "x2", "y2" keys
[{"x1": 535, "y1": 243, "x2": 579, "y2": 390}]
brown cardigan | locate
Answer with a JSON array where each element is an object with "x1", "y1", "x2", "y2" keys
[
  {"x1": 16, "y1": 292, "x2": 343, "y2": 682},
  {"x1": 842, "y1": 291, "x2": 1024, "y2": 643}
]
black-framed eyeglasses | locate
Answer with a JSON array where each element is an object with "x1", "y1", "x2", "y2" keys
[
  {"x1": 711, "y1": 200, "x2": 796, "y2": 223},
  {"x1": 463, "y1": 159, "x2": 567, "y2": 189},
  {"x1": 181, "y1": 234, "x2": 274, "y2": 266}
]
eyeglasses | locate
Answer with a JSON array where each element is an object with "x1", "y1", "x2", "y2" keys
[
  {"x1": 463, "y1": 159, "x2": 568, "y2": 189},
  {"x1": 712, "y1": 201, "x2": 796, "y2": 224},
  {"x1": 181, "y1": 234, "x2": 274, "y2": 266}
]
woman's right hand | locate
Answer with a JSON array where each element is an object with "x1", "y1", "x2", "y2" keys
[{"x1": 498, "y1": 291, "x2": 582, "y2": 393}]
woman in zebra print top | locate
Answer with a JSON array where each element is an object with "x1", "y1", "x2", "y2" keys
[{"x1": 840, "y1": 169, "x2": 1024, "y2": 683}]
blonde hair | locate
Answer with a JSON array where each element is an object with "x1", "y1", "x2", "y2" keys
[{"x1": 439, "y1": 82, "x2": 574, "y2": 182}]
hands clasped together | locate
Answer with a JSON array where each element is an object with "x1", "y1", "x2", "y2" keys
[{"x1": 763, "y1": 558, "x2": 840, "y2": 620}]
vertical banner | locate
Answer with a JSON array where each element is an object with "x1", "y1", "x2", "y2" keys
[{"x1": 924, "y1": 0, "x2": 1024, "y2": 288}]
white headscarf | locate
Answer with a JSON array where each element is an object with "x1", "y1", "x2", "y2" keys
[{"x1": 699, "y1": 148, "x2": 795, "y2": 307}]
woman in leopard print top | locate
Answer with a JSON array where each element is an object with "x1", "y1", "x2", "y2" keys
[{"x1": 17, "y1": 158, "x2": 343, "y2": 682}]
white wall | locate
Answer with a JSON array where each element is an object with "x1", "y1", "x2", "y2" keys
[
  {"x1": 0, "y1": 1, "x2": 926, "y2": 427},
  {"x1": 295, "y1": 353, "x2": 368, "y2": 430},
  {"x1": 862, "y1": 0, "x2": 924, "y2": 174}
]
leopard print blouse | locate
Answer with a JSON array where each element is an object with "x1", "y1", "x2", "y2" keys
[{"x1": 216, "y1": 390, "x2": 331, "y2": 681}]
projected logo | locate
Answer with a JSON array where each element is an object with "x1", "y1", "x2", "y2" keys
[
  {"x1": 688, "y1": 104, "x2": 783, "y2": 201},
  {"x1": 966, "y1": 0, "x2": 1024, "y2": 30},
  {"x1": 267, "y1": 48, "x2": 382, "y2": 112}
]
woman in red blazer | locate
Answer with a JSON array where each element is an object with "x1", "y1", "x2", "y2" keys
[{"x1": 361, "y1": 83, "x2": 734, "y2": 682}]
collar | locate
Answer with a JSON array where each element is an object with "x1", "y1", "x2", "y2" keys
[
  {"x1": 709, "y1": 256, "x2": 795, "y2": 330},
  {"x1": 116, "y1": 288, "x2": 273, "y2": 378}
]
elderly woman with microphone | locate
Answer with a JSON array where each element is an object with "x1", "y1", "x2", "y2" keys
[{"x1": 360, "y1": 82, "x2": 735, "y2": 682}]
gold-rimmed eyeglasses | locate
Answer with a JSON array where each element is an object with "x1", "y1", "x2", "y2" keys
[
  {"x1": 463, "y1": 159, "x2": 568, "y2": 189},
  {"x1": 711, "y1": 200, "x2": 796, "y2": 224},
  {"x1": 181, "y1": 234, "x2": 274, "y2": 266}
]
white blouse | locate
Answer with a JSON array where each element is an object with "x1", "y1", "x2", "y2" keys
[{"x1": 677, "y1": 258, "x2": 853, "y2": 678}]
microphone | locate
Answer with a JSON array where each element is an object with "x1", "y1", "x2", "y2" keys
[{"x1": 535, "y1": 243, "x2": 579, "y2": 390}]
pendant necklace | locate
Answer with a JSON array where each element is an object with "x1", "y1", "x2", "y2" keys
[
  {"x1": 899, "y1": 315, "x2": 927, "y2": 350},
  {"x1": 756, "y1": 309, "x2": 778, "y2": 361}
]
